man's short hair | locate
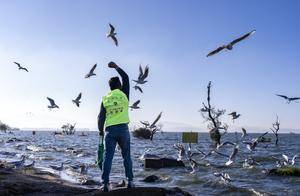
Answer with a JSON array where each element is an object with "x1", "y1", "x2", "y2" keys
[{"x1": 109, "y1": 77, "x2": 122, "y2": 90}]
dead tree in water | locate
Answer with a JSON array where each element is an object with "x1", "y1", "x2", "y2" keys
[
  {"x1": 61, "y1": 123, "x2": 76, "y2": 135},
  {"x1": 200, "y1": 81, "x2": 228, "y2": 147},
  {"x1": 270, "y1": 115, "x2": 280, "y2": 145}
]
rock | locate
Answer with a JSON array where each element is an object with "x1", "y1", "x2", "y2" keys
[
  {"x1": 268, "y1": 166, "x2": 300, "y2": 177},
  {"x1": 114, "y1": 180, "x2": 126, "y2": 188},
  {"x1": 6, "y1": 138, "x2": 22, "y2": 143},
  {"x1": 143, "y1": 175, "x2": 160, "y2": 183},
  {"x1": 96, "y1": 187, "x2": 192, "y2": 196},
  {"x1": 0, "y1": 168, "x2": 192, "y2": 196},
  {"x1": 81, "y1": 179, "x2": 101, "y2": 186},
  {"x1": 145, "y1": 158, "x2": 185, "y2": 169}
]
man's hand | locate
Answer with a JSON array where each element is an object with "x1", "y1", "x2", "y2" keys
[{"x1": 108, "y1": 61, "x2": 118, "y2": 69}]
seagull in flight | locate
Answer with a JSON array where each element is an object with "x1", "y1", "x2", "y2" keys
[
  {"x1": 133, "y1": 85, "x2": 143, "y2": 93},
  {"x1": 140, "y1": 121, "x2": 150, "y2": 128},
  {"x1": 241, "y1": 128, "x2": 248, "y2": 138},
  {"x1": 107, "y1": 23, "x2": 118, "y2": 46},
  {"x1": 228, "y1": 112, "x2": 241, "y2": 121},
  {"x1": 173, "y1": 143, "x2": 186, "y2": 161},
  {"x1": 214, "y1": 144, "x2": 239, "y2": 166},
  {"x1": 207, "y1": 30, "x2": 256, "y2": 57},
  {"x1": 149, "y1": 112, "x2": 162, "y2": 129},
  {"x1": 133, "y1": 64, "x2": 149, "y2": 85},
  {"x1": 72, "y1": 92, "x2": 82, "y2": 107},
  {"x1": 275, "y1": 94, "x2": 300, "y2": 104},
  {"x1": 282, "y1": 154, "x2": 299, "y2": 166},
  {"x1": 196, "y1": 147, "x2": 215, "y2": 160},
  {"x1": 47, "y1": 97, "x2": 59, "y2": 109},
  {"x1": 129, "y1": 100, "x2": 141, "y2": 110},
  {"x1": 242, "y1": 132, "x2": 268, "y2": 151},
  {"x1": 216, "y1": 141, "x2": 236, "y2": 150},
  {"x1": 14, "y1": 62, "x2": 29, "y2": 72},
  {"x1": 85, "y1": 63, "x2": 97, "y2": 78}
]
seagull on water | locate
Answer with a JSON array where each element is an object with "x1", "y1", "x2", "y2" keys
[
  {"x1": 207, "y1": 30, "x2": 256, "y2": 57},
  {"x1": 47, "y1": 97, "x2": 59, "y2": 109},
  {"x1": 133, "y1": 64, "x2": 149, "y2": 85},
  {"x1": 133, "y1": 85, "x2": 143, "y2": 93},
  {"x1": 50, "y1": 162, "x2": 64, "y2": 171},
  {"x1": 72, "y1": 92, "x2": 82, "y2": 107},
  {"x1": 80, "y1": 164, "x2": 88, "y2": 174},
  {"x1": 14, "y1": 62, "x2": 29, "y2": 72},
  {"x1": 10, "y1": 155, "x2": 26, "y2": 168},
  {"x1": 24, "y1": 160, "x2": 35, "y2": 169},
  {"x1": 129, "y1": 100, "x2": 141, "y2": 110},
  {"x1": 242, "y1": 132, "x2": 268, "y2": 151},
  {"x1": 214, "y1": 172, "x2": 231, "y2": 183},
  {"x1": 107, "y1": 23, "x2": 118, "y2": 46},
  {"x1": 85, "y1": 63, "x2": 97, "y2": 78},
  {"x1": 275, "y1": 94, "x2": 300, "y2": 104}
]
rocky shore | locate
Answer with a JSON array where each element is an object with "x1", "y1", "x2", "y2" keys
[{"x1": 0, "y1": 168, "x2": 192, "y2": 196}]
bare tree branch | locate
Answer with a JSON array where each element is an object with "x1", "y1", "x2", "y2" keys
[
  {"x1": 200, "y1": 81, "x2": 227, "y2": 147},
  {"x1": 270, "y1": 115, "x2": 280, "y2": 145}
]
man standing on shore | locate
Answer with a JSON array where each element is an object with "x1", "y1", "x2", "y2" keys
[{"x1": 98, "y1": 62, "x2": 134, "y2": 192}]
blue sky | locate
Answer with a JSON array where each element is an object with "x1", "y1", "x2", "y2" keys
[{"x1": 0, "y1": 0, "x2": 299, "y2": 132}]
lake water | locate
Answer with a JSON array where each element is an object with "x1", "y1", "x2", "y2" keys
[{"x1": 0, "y1": 131, "x2": 299, "y2": 195}]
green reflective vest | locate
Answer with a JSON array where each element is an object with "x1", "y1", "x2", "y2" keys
[{"x1": 102, "y1": 89, "x2": 130, "y2": 128}]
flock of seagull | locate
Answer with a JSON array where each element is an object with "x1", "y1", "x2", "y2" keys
[
  {"x1": 172, "y1": 128, "x2": 299, "y2": 183},
  {"x1": 8, "y1": 22, "x2": 300, "y2": 187},
  {"x1": 13, "y1": 23, "x2": 152, "y2": 118},
  {"x1": 4, "y1": 23, "x2": 157, "y2": 175}
]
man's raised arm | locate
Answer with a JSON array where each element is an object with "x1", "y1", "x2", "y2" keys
[{"x1": 108, "y1": 62, "x2": 129, "y2": 100}]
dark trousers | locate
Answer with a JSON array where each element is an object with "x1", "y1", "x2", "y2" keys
[{"x1": 101, "y1": 124, "x2": 133, "y2": 184}]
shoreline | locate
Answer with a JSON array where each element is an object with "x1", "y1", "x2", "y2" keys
[{"x1": 0, "y1": 167, "x2": 192, "y2": 196}]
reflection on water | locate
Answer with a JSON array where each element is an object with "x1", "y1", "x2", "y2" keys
[{"x1": 0, "y1": 131, "x2": 299, "y2": 195}]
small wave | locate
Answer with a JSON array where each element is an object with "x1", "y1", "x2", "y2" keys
[
  {"x1": 218, "y1": 185, "x2": 272, "y2": 196},
  {"x1": 26, "y1": 145, "x2": 44, "y2": 152}
]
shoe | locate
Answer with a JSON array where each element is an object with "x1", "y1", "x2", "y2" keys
[
  {"x1": 100, "y1": 183, "x2": 109, "y2": 192},
  {"x1": 127, "y1": 181, "x2": 135, "y2": 188}
]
